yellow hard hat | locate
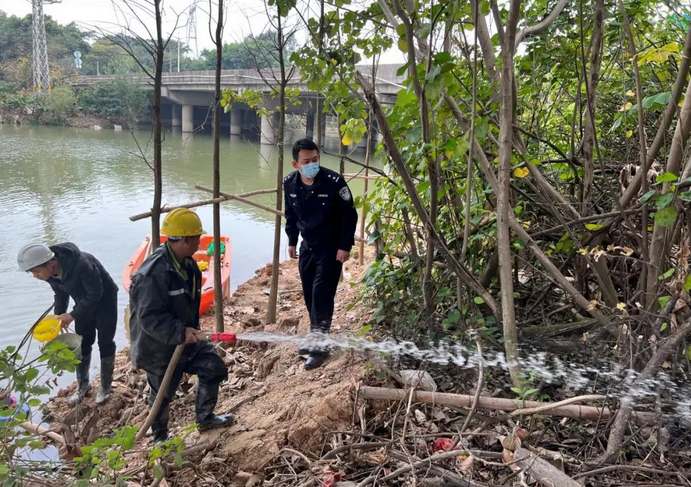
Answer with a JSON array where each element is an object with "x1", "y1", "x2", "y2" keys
[{"x1": 161, "y1": 208, "x2": 205, "y2": 237}]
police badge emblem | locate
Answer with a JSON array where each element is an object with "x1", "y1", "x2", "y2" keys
[{"x1": 339, "y1": 186, "x2": 352, "y2": 201}]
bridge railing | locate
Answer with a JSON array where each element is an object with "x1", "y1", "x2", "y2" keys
[{"x1": 72, "y1": 65, "x2": 405, "y2": 92}]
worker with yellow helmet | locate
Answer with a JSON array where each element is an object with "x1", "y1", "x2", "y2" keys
[{"x1": 129, "y1": 209, "x2": 234, "y2": 443}]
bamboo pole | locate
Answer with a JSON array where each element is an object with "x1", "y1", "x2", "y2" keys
[
  {"x1": 344, "y1": 173, "x2": 381, "y2": 181},
  {"x1": 129, "y1": 188, "x2": 277, "y2": 222},
  {"x1": 196, "y1": 185, "x2": 284, "y2": 216},
  {"x1": 359, "y1": 386, "x2": 656, "y2": 425},
  {"x1": 196, "y1": 185, "x2": 369, "y2": 244}
]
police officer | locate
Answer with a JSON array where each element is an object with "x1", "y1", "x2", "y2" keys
[
  {"x1": 129, "y1": 209, "x2": 234, "y2": 443},
  {"x1": 17, "y1": 242, "x2": 118, "y2": 406},
  {"x1": 284, "y1": 138, "x2": 358, "y2": 370}
]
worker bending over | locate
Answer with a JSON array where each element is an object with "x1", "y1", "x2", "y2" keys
[{"x1": 18, "y1": 242, "x2": 118, "y2": 406}]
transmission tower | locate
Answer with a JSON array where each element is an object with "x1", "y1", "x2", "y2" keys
[
  {"x1": 186, "y1": 0, "x2": 199, "y2": 57},
  {"x1": 30, "y1": 0, "x2": 56, "y2": 93}
]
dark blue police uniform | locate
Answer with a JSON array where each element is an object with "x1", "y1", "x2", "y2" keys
[{"x1": 283, "y1": 167, "x2": 358, "y2": 338}]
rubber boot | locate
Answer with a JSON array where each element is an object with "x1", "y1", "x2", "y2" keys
[
  {"x1": 68, "y1": 354, "x2": 91, "y2": 406},
  {"x1": 151, "y1": 404, "x2": 171, "y2": 444},
  {"x1": 95, "y1": 355, "x2": 115, "y2": 405},
  {"x1": 195, "y1": 382, "x2": 235, "y2": 432}
]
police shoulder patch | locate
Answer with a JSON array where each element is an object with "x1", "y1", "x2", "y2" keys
[{"x1": 339, "y1": 186, "x2": 352, "y2": 201}]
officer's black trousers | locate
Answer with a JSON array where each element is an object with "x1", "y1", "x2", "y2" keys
[
  {"x1": 75, "y1": 290, "x2": 118, "y2": 358},
  {"x1": 146, "y1": 342, "x2": 228, "y2": 436},
  {"x1": 298, "y1": 245, "x2": 343, "y2": 333}
]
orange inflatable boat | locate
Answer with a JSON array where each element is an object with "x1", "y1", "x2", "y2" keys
[{"x1": 122, "y1": 234, "x2": 231, "y2": 315}]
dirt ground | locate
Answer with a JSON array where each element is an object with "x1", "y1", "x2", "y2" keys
[{"x1": 45, "y1": 248, "x2": 375, "y2": 482}]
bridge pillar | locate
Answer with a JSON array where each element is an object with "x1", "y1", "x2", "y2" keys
[
  {"x1": 171, "y1": 104, "x2": 181, "y2": 127},
  {"x1": 230, "y1": 109, "x2": 242, "y2": 136},
  {"x1": 305, "y1": 111, "x2": 315, "y2": 139},
  {"x1": 260, "y1": 112, "x2": 278, "y2": 145},
  {"x1": 306, "y1": 104, "x2": 326, "y2": 144},
  {"x1": 182, "y1": 104, "x2": 194, "y2": 133}
]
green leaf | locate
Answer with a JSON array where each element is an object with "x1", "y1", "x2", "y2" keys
[
  {"x1": 434, "y1": 52, "x2": 452, "y2": 65},
  {"x1": 415, "y1": 23, "x2": 432, "y2": 39},
  {"x1": 0, "y1": 464, "x2": 9, "y2": 475},
  {"x1": 655, "y1": 206, "x2": 677, "y2": 227},
  {"x1": 642, "y1": 92, "x2": 671, "y2": 109},
  {"x1": 473, "y1": 296, "x2": 485, "y2": 305},
  {"x1": 28, "y1": 399, "x2": 41, "y2": 407},
  {"x1": 396, "y1": 88, "x2": 417, "y2": 107},
  {"x1": 684, "y1": 275, "x2": 691, "y2": 293},
  {"x1": 153, "y1": 464, "x2": 164, "y2": 480},
  {"x1": 661, "y1": 322, "x2": 668, "y2": 332},
  {"x1": 655, "y1": 172, "x2": 678, "y2": 183},
  {"x1": 448, "y1": 309, "x2": 461, "y2": 324},
  {"x1": 585, "y1": 223, "x2": 604, "y2": 231},
  {"x1": 658, "y1": 295, "x2": 672, "y2": 308},
  {"x1": 687, "y1": 345, "x2": 691, "y2": 361},
  {"x1": 24, "y1": 367, "x2": 38, "y2": 382},
  {"x1": 656, "y1": 192, "x2": 674, "y2": 209},
  {"x1": 641, "y1": 189, "x2": 657, "y2": 203},
  {"x1": 367, "y1": 230, "x2": 381, "y2": 245},
  {"x1": 658, "y1": 268, "x2": 675, "y2": 281},
  {"x1": 174, "y1": 453, "x2": 183, "y2": 469},
  {"x1": 417, "y1": 181, "x2": 430, "y2": 192},
  {"x1": 396, "y1": 63, "x2": 409, "y2": 76}
]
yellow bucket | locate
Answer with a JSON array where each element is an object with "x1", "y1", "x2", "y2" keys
[{"x1": 33, "y1": 315, "x2": 61, "y2": 342}]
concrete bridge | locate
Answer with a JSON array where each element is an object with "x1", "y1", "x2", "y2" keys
[{"x1": 73, "y1": 64, "x2": 405, "y2": 144}]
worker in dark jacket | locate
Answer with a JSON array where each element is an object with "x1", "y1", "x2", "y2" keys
[
  {"x1": 284, "y1": 138, "x2": 358, "y2": 370},
  {"x1": 17, "y1": 242, "x2": 118, "y2": 406},
  {"x1": 129, "y1": 209, "x2": 234, "y2": 443}
]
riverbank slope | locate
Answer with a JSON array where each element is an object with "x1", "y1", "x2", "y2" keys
[{"x1": 45, "y1": 248, "x2": 375, "y2": 479}]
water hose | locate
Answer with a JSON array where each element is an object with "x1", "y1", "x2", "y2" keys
[{"x1": 135, "y1": 331, "x2": 237, "y2": 442}]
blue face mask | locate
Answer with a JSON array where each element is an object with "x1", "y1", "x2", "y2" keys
[{"x1": 301, "y1": 162, "x2": 320, "y2": 179}]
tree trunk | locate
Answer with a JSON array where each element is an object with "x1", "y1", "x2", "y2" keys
[
  {"x1": 580, "y1": 0, "x2": 605, "y2": 216},
  {"x1": 645, "y1": 78, "x2": 691, "y2": 308},
  {"x1": 497, "y1": 0, "x2": 522, "y2": 387},
  {"x1": 151, "y1": 0, "x2": 164, "y2": 250},
  {"x1": 266, "y1": 14, "x2": 287, "y2": 324},
  {"x1": 212, "y1": 0, "x2": 224, "y2": 332}
]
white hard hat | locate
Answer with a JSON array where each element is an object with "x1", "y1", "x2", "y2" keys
[{"x1": 17, "y1": 244, "x2": 55, "y2": 272}]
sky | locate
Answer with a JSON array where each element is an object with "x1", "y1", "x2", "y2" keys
[
  {"x1": 1, "y1": 0, "x2": 406, "y2": 64},
  {"x1": 0, "y1": 0, "x2": 298, "y2": 54}
]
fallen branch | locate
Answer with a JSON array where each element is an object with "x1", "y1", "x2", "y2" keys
[
  {"x1": 19, "y1": 421, "x2": 67, "y2": 446},
  {"x1": 511, "y1": 447, "x2": 580, "y2": 487},
  {"x1": 595, "y1": 317, "x2": 691, "y2": 464},
  {"x1": 382, "y1": 449, "x2": 491, "y2": 487},
  {"x1": 359, "y1": 386, "x2": 656, "y2": 424}
]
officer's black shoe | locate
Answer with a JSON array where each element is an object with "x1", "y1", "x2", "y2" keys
[
  {"x1": 304, "y1": 351, "x2": 330, "y2": 370},
  {"x1": 297, "y1": 346, "x2": 311, "y2": 356},
  {"x1": 198, "y1": 413, "x2": 236, "y2": 432}
]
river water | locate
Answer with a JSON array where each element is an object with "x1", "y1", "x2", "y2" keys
[{"x1": 0, "y1": 124, "x2": 372, "y2": 378}]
